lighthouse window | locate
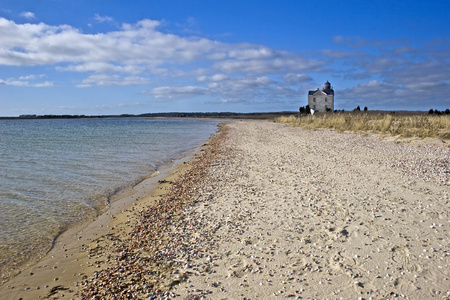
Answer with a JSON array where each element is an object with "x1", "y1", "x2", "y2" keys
[
  {"x1": 325, "y1": 98, "x2": 327, "y2": 102},
  {"x1": 313, "y1": 98, "x2": 316, "y2": 102}
]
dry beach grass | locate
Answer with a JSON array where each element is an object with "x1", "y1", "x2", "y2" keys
[
  {"x1": 1, "y1": 119, "x2": 449, "y2": 299},
  {"x1": 276, "y1": 113, "x2": 450, "y2": 141}
]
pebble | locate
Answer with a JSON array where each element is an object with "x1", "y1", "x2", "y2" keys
[
  {"x1": 78, "y1": 121, "x2": 450, "y2": 299},
  {"x1": 80, "y1": 126, "x2": 227, "y2": 299}
]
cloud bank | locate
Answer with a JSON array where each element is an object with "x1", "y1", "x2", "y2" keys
[{"x1": 0, "y1": 17, "x2": 449, "y2": 110}]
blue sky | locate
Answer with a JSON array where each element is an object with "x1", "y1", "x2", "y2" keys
[{"x1": 0, "y1": 0, "x2": 449, "y2": 116}]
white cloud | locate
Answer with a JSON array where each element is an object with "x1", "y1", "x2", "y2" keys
[
  {"x1": 393, "y1": 46, "x2": 416, "y2": 54},
  {"x1": 220, "y1": 98, "x2": 240, "y2": 103},
  {"x1": 321, "y1": 36, "x2": 450, "y2": 109},
  {"x1": 1, "y1": 16, "x2": 448, "y2": 110},
  {"x1": 228, "y1": 47, "x2": 276, "y2": 60},
  {"x1": 94, "y1": 14, "x2": 114, "y2": 23},
  {"x1": 0, "y1": 16, "x2": 324, "y2": 103},
  {"x1": 0, "y1": 17, "x2": 321, "y2": 77},
  {"x1": 19, "y1": 12, "x2": 35, "y2": 20},
  {"x1": 343, "y1": 72, "x2": 371, "y2": 80},
  {"x1": 0, "y1": 17, "x2": 219, "y2": 67},
  {"x1": 388, "y1": 60, "x2": 449, "y2": 87},
  {"x1": 229, "y1": 76, "x2": 273, "y2": 89},
  {"x1": 364, "y1": 57, "x2": 399, "y2": 74},
  {"x1": 207, "y1": 52, "x2": 227, "y2": 60},
  {"x1": 143, "y1": 74, "x2": 283, "y2": 104},
  {"x1": 143, "y1": 75, "x2": 277, "y2": 102},
  {"x1": 33, "y1": 81, "x2": 54, "y2": 87},
  {"x1": 60, "y1": 62, "x2": 145, "y2": 75},
  {"x1": 321, "y1": 49, "x2": 365, "y2": 59},
  {"x1": 19, "y1": 74, "x2": 45, "y2": 80},
  {"x1": 283, "y1": 73, "x2": 312, "y2": 84},
  {"x1": 332, "y1": 35, "x2": 349, "y2": 44},
  {"x1": 77, "y1": 74, "x2": 150, "y2": 87},
  {"x1": 0, "y1": 76, "x2": 54, "y2": 87},
  {"x1": 144, "y1": 86, "x2": 210, "y2": 99},
  {"x1": 339, "y1": 77, "x2": 450, "y2": 109},
  {"x1": 176, "y1": 17, "x2": 202, "y2": 35},
  {"x1": 339, "y1": 80, "x2": 398, "y2": 102},
  {"x1": 210, "y1": 74, "x2": 229, "y2": 81}
]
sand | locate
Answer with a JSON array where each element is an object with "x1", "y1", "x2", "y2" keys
[
  {"x1": 1, "y1": 119, "x2": 449, "y2": 299},
  {"x1": 168, "y1": 120, "x2": 449, "y2": 299},
  {"x1": 0, "y1": 152, "x2": 198, "y2": 299}
]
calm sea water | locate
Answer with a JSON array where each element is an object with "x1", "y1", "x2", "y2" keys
[{"x1": 0, "y1": 118, "x2": 217, "y2": 277}]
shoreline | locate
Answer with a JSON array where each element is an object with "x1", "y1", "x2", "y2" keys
[
  {"x1": 1, "y1": 119, "x2": 448, "y2": 299},
  {"x1": 0, "y1": 117, "x2": 220, "y2": 287},
  {"x1": 0, "y1": 122, "x2": 226, "y2": 299}
]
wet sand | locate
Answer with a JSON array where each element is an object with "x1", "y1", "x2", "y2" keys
[{"x1": 1, "y1": 120, "x2": 449, "y2": 299}]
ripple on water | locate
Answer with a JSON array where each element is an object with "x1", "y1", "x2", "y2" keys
[{"x1": 0, "y1": 118, "x2": 217, "y2": 283}]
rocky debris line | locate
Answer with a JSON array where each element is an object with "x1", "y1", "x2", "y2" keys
[
  {"x1": 81, "y1": 120, "x2": 449, "y2": 299},
  {"x1": 80, "y1": 125, "x2": 228, "y2": 299}
]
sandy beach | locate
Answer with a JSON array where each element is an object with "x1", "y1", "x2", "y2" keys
[
  {"x1": 1, "y1": 119, "x2": 449, "y2": 299},
  {"x1": 169, "y1": 120, "x2": 449, "y2": 299}
]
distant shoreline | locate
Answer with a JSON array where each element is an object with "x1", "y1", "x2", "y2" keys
[
  {"x1": 0, "y1": 112, "x2": 295, "y2": 120},
  {"x1": 0, "y1": 110, "x2": 436, "y2": 120}
]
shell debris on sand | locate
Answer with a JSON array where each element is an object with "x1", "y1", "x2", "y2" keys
[
  {"x1": 81, "y1": 120, "x2": 449, "y2": 299},
  {"x1": 80, "y1": 124, "x2": 229, "y2": 299},
  {"x1": 170, "y1": 121, "x2": 449, "y2": 299}
]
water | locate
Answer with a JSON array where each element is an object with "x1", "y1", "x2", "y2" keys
[{"x1": 0, "y1": 118, "x2": 217, "y2": 278}]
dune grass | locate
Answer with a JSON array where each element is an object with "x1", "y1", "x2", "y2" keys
[{"x1": 276, "y1": 113, "x2": 450, "y2": 139}]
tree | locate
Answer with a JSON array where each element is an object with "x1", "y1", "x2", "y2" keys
[
  {"x1": 364, "y1": 106, "x2": 368, "y2": 112},
  {"x1": 305, "y1": 105, "x2": 311, "y2": 114}
]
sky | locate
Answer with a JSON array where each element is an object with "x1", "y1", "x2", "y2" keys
[{"x1": 0, "y1": 0, "x2": 449, "y2": 116}]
